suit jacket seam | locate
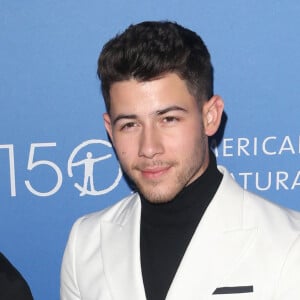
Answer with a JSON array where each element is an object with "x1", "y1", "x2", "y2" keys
[
  {"x1": 273, "y1": 233, "x2": 300, "y2": 299},
  {"x1": 99, "y1": 221, "x2": 115, "y2": 300},
  {"x1": 69, "y1": 217, "x2": 84, "y2": 298}
]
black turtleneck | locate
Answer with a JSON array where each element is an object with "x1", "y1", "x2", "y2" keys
[{"x1": 140, "y1": 152, "x2": 222, "y2": 300}]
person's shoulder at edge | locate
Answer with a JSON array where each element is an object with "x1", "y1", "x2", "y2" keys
[{"x1": 0, "y1": 252, "x2": 34, "y2": 300}]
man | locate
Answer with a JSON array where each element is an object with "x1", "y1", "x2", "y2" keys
[
  {"x1": 61, "y1": 21, "x2": 300, "y2": 299},
  {"x1": 0, "y1": 252, "x2": 33, "y2": 300}
]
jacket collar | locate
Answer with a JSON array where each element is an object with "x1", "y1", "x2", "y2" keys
[
  {"x1": 166, "y1": 166, "x2": 257, "y2": 299},
  {"x1": 100, "y1": 167, "x2": 257, "y2": 299}
]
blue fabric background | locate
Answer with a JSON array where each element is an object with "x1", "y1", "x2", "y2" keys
[{"x1": 1, "y1": 1, "x2": 299, "y2": 299}]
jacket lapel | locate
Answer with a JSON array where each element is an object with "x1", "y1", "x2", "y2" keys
[
  {"x1": 100, "y1": 194, "x2": 147, "y2": 300},
  {"x1": 99, "y1": 167, "x2": 258, "y2": 300},
  {"x1": 166, "y1": 167, "x2": 258, "y2": 299}
]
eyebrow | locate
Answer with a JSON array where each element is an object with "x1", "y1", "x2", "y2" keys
[
  {"x1": 112, "y1": 105, "x2": 188, "y2": 126},
  {"x1": 155, "y1": 105, "x2": 188, "y2": 115},
  {"x1": 112, "y1": 114, "x2": 137, "y2": 126}
]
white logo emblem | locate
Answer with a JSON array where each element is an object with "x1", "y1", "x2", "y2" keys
[{"x1": 68, "y1": 139, "x2": 122, "y2": 196}]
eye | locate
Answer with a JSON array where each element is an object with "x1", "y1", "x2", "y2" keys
[
  {"x1": 162, "y1": 116, "x2": 179, "y2": 123},
  {"x1": 120, "y1": 121, "x2": 138, "y2": 131}
]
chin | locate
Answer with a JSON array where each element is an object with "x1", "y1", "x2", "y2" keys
[{"x1": 139, "y1": 187, "x2": 179, "y2": 204}]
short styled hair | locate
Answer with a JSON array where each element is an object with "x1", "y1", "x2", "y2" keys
[{"x1": 97, "y1": 21, "x2": 213, "y2": 113}]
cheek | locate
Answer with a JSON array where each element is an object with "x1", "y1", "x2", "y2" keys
[
  {"x1": 172, "y1": 133, "x2": 195, "y2": 151},
  {"x1": 115, "y1": 146, "x2": 127, "y2": 158},
  {"x1": 178, "y1": 132, "x2": 205, "y2": 158},
  {"x1": 114, "y1": 140, "x2": 133, "y2": 160}
]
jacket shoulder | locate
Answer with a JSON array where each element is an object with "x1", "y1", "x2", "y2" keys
[
  {"x1": 73, "y1": 193, "x2": 140, "y2": 233},
  {"x1": 244, "y1": 189, "x2": 300, "y2": 233},
  {"x1": 0, "y1": 253, "x2": 33, "y2": 299},
  {"x1": 218, "y1": 165, "x2": 300, "y2": 233}
]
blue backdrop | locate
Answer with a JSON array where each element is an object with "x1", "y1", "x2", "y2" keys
[{"x1": 1, "y1": 1, "x2": 299, "y2": 299}]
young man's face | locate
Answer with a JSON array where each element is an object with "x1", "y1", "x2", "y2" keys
[{"x1": 103, "y1": 73, "x2": 222, "y2": 203}]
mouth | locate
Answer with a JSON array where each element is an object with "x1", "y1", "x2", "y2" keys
[{"x1": 140, "y1": 166, "x2": 171, "y2": 180}]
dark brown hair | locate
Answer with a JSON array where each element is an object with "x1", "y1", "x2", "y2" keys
[{"x1": 97, "y1": 21, "x2": 213, "y2": 113}]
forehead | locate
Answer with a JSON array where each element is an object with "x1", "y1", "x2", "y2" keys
[{"x1": 109, "y1": 73, "x2": 197, "y2": 115}]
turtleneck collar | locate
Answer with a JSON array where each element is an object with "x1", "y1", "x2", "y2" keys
[{"x1": 140, "y1": 151, "x2": 223, "y2": 226}]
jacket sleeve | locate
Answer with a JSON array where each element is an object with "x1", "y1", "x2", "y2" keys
[
  {"x1": 274, "y1": 234, "x2": 300, "y2": 299},
  {"x1": 60, "y1": 218, "x2": 83, "y2": 300}
]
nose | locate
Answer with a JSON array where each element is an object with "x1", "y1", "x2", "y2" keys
[{"x1": 138, "y1": 125, "x2": 163, "y2": 158}]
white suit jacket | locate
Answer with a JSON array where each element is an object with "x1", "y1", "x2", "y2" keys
[{"x1": 61, "y1": 167, "x2": 300, "y2": 299}]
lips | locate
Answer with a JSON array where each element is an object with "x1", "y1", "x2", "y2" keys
[{"x1": 140, "y1": 166, "x2": 171, "y2": 179}]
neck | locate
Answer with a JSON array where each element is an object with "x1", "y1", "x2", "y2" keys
[
  {"x1": 140, "y1": 151, "x2": 222, "y2": 225},
  {"x1": 140, "y1": 151, "x2": 223, "y2": 300}
]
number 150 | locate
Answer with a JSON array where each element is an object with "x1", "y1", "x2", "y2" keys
[{"x1": 1, "y1": 143, "x2": 62, "y2": 197}]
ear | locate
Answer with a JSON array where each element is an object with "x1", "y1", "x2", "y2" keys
[
  {"x1": 103, "y1": 113, "x2": 114, "y2": 142},
  {"x1": 202, "y1": 95, "x2": 224, "y2": 136}
]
